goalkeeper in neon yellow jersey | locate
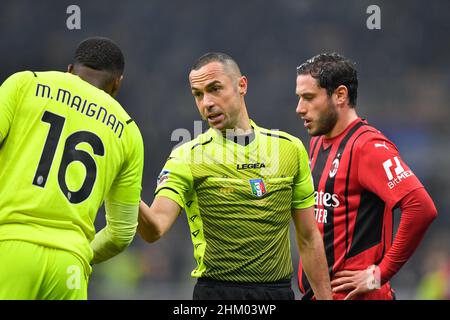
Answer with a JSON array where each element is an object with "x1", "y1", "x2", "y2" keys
[
  {"x1": 139, "y1": 52, "x2": 332, "y2": 300},
  {"x1": 0, "y1": 37, "x2": 144, "y2": 299}
]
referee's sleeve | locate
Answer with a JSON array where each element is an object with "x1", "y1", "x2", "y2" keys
[
  {"x1": 291, "y1": 138, "x2": 315, "y2": 209},
  {"x1": 154, "y1": 151, "x2": 193, "y2": 210}
]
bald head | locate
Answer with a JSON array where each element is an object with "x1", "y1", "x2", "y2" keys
[{"x1": 191, "y1": 52, "x2": 242, "y2": 81}]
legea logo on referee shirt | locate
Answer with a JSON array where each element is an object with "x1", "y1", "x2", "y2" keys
[{"x1": 249, "y1": 179, "x2": 266, "y2": 197}]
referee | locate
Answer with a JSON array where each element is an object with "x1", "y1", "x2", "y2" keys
[{"x1": 138, "y1": 52, "x2": 331, "y2": 300}]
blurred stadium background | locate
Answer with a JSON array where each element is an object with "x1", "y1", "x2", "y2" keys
[{"x1": 1, "y1": 0, "x2": 449, "y2": 299}]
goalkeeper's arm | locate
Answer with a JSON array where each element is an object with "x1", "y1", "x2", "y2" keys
[{"x1": 90, "y1": 200, "x2": 138, "y2": 264}]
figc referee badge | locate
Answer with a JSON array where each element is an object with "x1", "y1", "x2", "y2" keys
[
  {"x1": 249, "y1": 178, "x2": 266, "y2": 197},
  {"x1": 157, "y1": 169, "x2": 170, "y2": 186}
]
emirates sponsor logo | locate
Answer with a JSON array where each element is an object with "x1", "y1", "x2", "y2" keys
[{"x1": 314, "y1": 191, "x2": 340, "y2": 224}]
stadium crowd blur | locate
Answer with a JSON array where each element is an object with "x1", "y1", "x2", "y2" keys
[{"x1": 1, "y1": 0, "x2": 449, "y2": 299}]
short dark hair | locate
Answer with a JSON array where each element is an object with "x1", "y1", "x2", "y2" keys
[
  {"x1": 74, "y1": 37, "x2": 124, "y2": 75},
  {"x1": 297, "y1": 53, "x2": 358, "y2": 107},
  {"x1": 191, "y1": 52, "x2": 241, "y2": 76}
]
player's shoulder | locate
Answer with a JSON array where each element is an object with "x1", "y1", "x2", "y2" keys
[
  {"x1": 1, "y1": 70, "x2": 38, "y2": 86},
  {"x1": 122, "y1": 118, "x2": 143, "y2": 142},
  {"x1": 355, "y1": 122, "x2": 398, "y2": 153},
  {"x1": 5, "y1": 70, "x2": 79, "y2": 84},
  {"x1": 32, "y1": 70, "x2": 76, "y2": 83}
]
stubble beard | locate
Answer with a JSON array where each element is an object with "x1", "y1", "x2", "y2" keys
[{"x1": 309, "y1": 99, "x2": 338, "y2": 137}]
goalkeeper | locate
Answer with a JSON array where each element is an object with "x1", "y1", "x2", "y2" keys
[{"x1": 0, "y1": 37, "x2": 144, "y2": 299}]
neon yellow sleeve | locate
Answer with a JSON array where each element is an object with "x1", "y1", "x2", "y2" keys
[
  {"x1": 0, "y1": 72, "x2": 27, "y2": 143},
  {"x1": 154, "y1": 151, "x2": 193, "y2": 209},
  {"x1": 91, "y1": 122, "x2": 143, "y2": 264},
  {"x1": 292, "y1": 138, "x2": 315, "y2": 209},
  {"x1": 106, "y1": 123, "x2": 144, "y2": 205},
  {"x1": 90, "y1": 200, "x2": 138, "y2": 264}
]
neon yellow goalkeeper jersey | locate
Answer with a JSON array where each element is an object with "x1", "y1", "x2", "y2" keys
[
  {"x1": 0, "y1": 71, "x2": 144, "y2": 273},
  {"x1": 155, "y1": 121, "x2": 314, "y2": 282}
]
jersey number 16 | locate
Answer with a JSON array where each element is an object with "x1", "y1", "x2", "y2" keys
[{"x1": 32, "y1": 111, "x2": 105, "y2": 204}]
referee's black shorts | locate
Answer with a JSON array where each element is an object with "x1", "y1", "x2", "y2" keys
[{"x1": 193, "y1": 277, "x2": 295, "y2": 300}]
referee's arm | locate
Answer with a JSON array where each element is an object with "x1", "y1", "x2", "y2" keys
[
  {"x1": 138, "y1": 197, "x2": 181, "y2": 243},
  {"x1": 292, "y1": 207, "x2": 332, "y2": 300}
]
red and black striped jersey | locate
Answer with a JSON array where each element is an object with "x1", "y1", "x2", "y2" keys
[{"x1": 298, "y1": 118, "x2": 424, "y2": 299}]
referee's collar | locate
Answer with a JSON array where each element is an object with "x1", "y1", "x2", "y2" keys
[{"x1": 208, "y1": 119, "x2": 259, "y2": 146}]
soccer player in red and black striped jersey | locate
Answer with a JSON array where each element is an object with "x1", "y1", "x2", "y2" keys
[{"x1": 294, "y1": 53, "x2": 437, "y2": 300}]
